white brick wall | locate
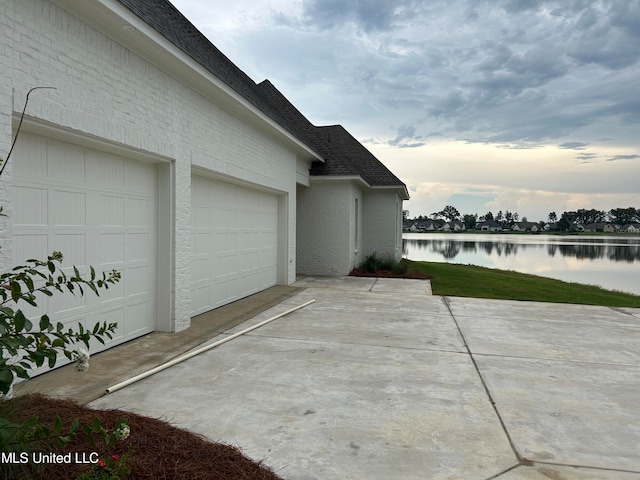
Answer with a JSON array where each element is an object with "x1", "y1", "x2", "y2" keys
[
  {"x1": 297, "y1": 181, "x2": 347, "y2": 275},
  {"x1": 363, "y1": 191, "x2": 404, "y2": 262},
  {"x1": 297, "y1": 180, "x2": 362, "y2": 276},
  {"x1": 1, "y1": 0, "x2": 302, "y2": 332},
  {"x1": 297, "y1": 181, "x2": 404, "y2": 276},
  {"x1": 0, "y1": 0, "x2": 14, "y2": 269}
]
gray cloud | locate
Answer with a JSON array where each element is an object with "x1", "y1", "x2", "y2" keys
[
  {"x1": 300, "y1": 0, "x2": 420, "y2": 32},
  {"x1": 559, "y1": 142, "x2": 589, "y2": 150},
  {"x1": 606, "y1": 154, "x2": 640, "y2": 162},
  {"x1": 176, "y1": 0, "x2": 640, "y2": 150},
  {"x1": 387, "y1": 125, "x2": 426, "y2": 148},
  {"x1": 575, "y1": 153, "x2": 599, "y2": 164},
  {"x1": 500, "y1": 0, "x2": 545, "y2": 14}
]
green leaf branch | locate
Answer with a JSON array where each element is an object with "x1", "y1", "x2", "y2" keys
[{"x1": 0, "y1": 252, "x2": 121, "y2": 395}]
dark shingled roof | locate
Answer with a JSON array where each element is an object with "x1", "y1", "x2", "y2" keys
[
  {"x1": 256, "y1": 80, "x2": 337, "y2": 165},
  {"x1": 258, "y1": 81, "x2": 408, "y2": 191},
  {"x1": 312, "y1": 125, "x2": 407, "y2": 189},
  {"x1": 115, "y1": 0, "x2": 316, "y2": 153},
  {"x1": 116, "y1": 0, "x2": 407, "y2": 194}
]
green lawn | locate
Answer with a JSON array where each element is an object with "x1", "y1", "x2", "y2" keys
[{"x1": 403, "y1": 259, "x2": 640, "y2": 307}]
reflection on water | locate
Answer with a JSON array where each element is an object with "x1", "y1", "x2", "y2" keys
[{"x1": 403, "y1": 233, "x2": 640, "y2": 295}]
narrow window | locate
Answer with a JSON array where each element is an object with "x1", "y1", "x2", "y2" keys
[{"x1": 354, "y1": 198, "x2": 359, "y2": 250}]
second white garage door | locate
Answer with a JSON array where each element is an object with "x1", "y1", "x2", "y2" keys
[{"x1": 190, "y1": 175, "x2": 279, "y2": 316}]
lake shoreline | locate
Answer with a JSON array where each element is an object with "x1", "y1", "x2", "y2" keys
[
  {"x1": 403, "y1": 232, "x2": 640, "y2": 296},
  {"x1": 404, "y1": 230, "x2": 640, "y2": 237}
]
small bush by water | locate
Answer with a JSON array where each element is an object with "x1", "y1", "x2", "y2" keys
[{"x1": 359, "y1": 252, "x2": 408, "y2": 275}]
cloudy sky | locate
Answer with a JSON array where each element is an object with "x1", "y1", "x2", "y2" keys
[{"x1": 170, "y1": 0, "x2": 639, "y2": 222}]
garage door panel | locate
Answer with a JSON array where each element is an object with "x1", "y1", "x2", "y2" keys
[
  {"x1": 100, "y1": 233, "x2": 125, "y2": 265},
  {"x1": 52, "y1": 190, "x2": 86, "y2": 226},
  {"x1": 126, "y1": 197, "x2": 153, "y2": 227},
  {"x1": 13, "y1": 133, "x2": 47, "y2": 177},
  {"x1": 14, "y1": 234, "x2": 48, "y2": 261},
  {"x1": 193, "y1": 231, "x2": 210, "y2": 256},
  {"x1": 86, "y1": 150, "x2": 125, "y2": 189},
  {"x1": 191, "y1": 176, "x2": 279, "y2": 316},
  {"x1": 97, "y1": 279, "x2": 125, "y2": 305},
  {"x1": 14, "y1": 186, "x2": 48, "y2": 225},
  {"x1": 52, "y1": 233, "x2": 87, "y2": 266},
  {"x1": 13, "y1": 134, "x2": 158, "y2": 374},
  {"x1": 126, "y1": 232, "x2": 152, "y2": 262},
  {"x1": 99, "y1": 308, "x2": 125, "y2": 343},
  {"x1": 126, "y1": 265, "x2": 153, "y2": 296},
  {"x1": 124, "y1": 161, "x2": 155, "y2": 194},
  {"x1": 99, "y1": 195, "x2": 125, "y2": 226},
  {"x1": 47, "y1": 139, "x2": 85, "y2": 183},
  {"x1": 125, "y1": 301, "x2": 154, "y2": 336},
  {"x1": 49, "y1": 289, "x2": 87, "y2": 316},
  {"x1": 193, "y1": 206, "x2": 210, "y2": 229}
]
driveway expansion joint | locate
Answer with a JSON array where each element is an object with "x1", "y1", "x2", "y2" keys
[
  {"x1": 441, "y1": 296, "x2": 524, "y2": 464},
  {"x1": 471, "y1": 351, "x2": 640, "y2": 368},
  {"x1": 532, "y1": 460, "x2": 640, "y2": 474}
]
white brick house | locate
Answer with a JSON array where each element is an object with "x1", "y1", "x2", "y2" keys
[
  {"x1": 1, "y1": 0, "x2": 407, "y2": 359},
  {"x1": 259, "y1": 82, "x2": 409, "y2": 275}
]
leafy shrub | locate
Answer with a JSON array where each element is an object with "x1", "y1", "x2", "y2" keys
[
  {"x1": 359, "y1": 252, "x2": 407, "y2": 274},
  {"x1": 0, "y1": 252, "x2": 120, "y2": 396}
]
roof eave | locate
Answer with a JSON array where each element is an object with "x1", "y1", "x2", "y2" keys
[
  {"x1": 50, "y1": 0, "x2": 322, "y2": 162},
  {"x1": 372, "y1": 184, "x2": 410, "y2": 200},
  {"x1": 310, "y1": 175, "x2": 410, "y2": 199}
]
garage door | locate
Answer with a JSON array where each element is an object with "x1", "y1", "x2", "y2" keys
[
  {"x1": 12, "y1": 132, "x2": 157, "y2": 365},
  {"x1": 191, "y1": 175, "x2": 278, "y2": 316}
]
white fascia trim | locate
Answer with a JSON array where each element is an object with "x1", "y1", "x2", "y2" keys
[
  {"x1": 310, "y1": 175, "x2": 369, "y2": 186},
  {"x1": 50, "y1": 0, "x2": 322, "y2": 162},
  {"x1": 370, "y1": 184, "x2": 410, "y2": 200},
  {"x1": 310, "y1": 175, "x2": 409, "y2": 199}
]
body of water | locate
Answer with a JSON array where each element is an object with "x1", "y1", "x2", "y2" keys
[{"x1": 403, "y1": 233, "x2": 640, "y2": 296}]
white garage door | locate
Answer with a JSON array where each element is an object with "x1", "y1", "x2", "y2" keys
[
  {"x1": 191, "y1": 175, "x2": 278, "y2": 316},
  {"x1": 12, "y1": 132, "x2": 157, "y2": 364}
]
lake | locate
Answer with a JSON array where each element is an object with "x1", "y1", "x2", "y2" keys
[{"x1": 403, "y1": 233, "x2": 640, "y2": 296}]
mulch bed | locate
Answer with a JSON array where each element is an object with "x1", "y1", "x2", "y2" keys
[
  {"x1": 349, "y1": 268, "x2": 432, "y2": 280},
  {"x1": 5, "y1": 394, "x2": 283, "y2": 480}
]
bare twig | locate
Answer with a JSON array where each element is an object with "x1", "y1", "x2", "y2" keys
[{"x1": 0, "y1": 86, "x2": 56, "y2": 177}]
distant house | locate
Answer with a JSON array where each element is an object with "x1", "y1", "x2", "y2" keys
[
  {"x1": 408, "y1": 220, "x2": 437, "y2": 232},
  {"x1": 476, "y1": 220, "x2": 502, "y2": 231},
  {"x1": 620, "y1": 224, "x2": 640, "y2": 233},
  {"x1": 565, "y1": 222, "x2": 585, "y2": 232},
  {"x1": 512, "y1": 221, "x2": 540, "y2": 232},
  {"x1": 584, "y1": 223, "x2": 618, "y2": 233},
  {"x1": 443, "y1": 221, "x2": 466, "y2": 232}
]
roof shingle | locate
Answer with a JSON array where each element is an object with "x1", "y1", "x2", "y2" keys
[
  {"x1": 258, "y1": 81, "x2": 407, "y2": 191},
  {"x1": 116, "y1": 0, "x2": 407, "y2": 195}
]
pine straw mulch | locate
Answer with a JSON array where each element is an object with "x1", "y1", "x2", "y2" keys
[
  {"x1": 4, "y1": 393, "x2": 283, "y2": 480},
  {"x1": 349, "y1": 267, "x2": 432, "y2": 280}
]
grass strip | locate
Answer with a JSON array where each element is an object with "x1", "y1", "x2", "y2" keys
[{"x1": 404, "y1": 259, "x2": 640, "y2": 307}]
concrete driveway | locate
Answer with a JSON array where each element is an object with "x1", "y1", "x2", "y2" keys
[{"x1": 90, "y1": 276, "x2": 640, "y2": 479}]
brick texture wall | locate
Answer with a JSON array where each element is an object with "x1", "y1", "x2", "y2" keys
[
  {"x1": 363, "y1": 191, "x2": 403, "y2": 262},
  {"x1": 1, "y1": 0, "x2": 302, "y2": 332},
  {"x1": 297, "y1": 180, "x2": 362, "y2": 276}
]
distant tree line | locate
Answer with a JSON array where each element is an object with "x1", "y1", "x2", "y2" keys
[
  {"x1": 406, "y1": 206, "x2": 640, "y2": 231},
  {"x1": 555, "y1": 207, "x2": 639, "y2": 231}
]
